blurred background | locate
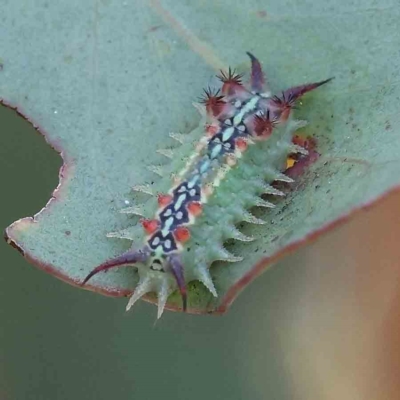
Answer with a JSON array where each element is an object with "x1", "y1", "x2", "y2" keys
[{"x1": 1, "y1": 103, "x2": 399, "y2": 399}]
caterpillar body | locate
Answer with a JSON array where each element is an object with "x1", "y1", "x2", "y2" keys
[{"x1": 82, "y1": 53, "x2": 332, "y2": 318}]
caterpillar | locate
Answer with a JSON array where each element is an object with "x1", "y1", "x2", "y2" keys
[{"x1": 82, "y1": 52, "x2": 332, "y2": 318}]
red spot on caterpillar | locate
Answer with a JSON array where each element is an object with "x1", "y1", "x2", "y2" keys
[
  {"x1": 205, "y1": 122, "x2": 220, "y2": 137},
  {"x1": 187, "y1": 201, "x2": 202, "y2": 217},
  {"x1": 174, "y1": 226, "x2": 191, "y2": 243},
  {"x1": 235, "y1": 138, "x2": 248, "y2": 152},
  {"x1": 140, "y1": 219, "x2": 160, "y2": 235},
  {"x1": 157, "y1": 193, "x2": 173, "y2": 207}
]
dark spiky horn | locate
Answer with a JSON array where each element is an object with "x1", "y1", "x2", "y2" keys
[
  {"x1": 167, "y1": 254, "x2": 187, "y2": 312},
  {"x1": 81, "y1": 247, "x2": 150, "y2": 285},
  {"x1": 277, "y1": 77, "x2": 334, "y2": 107},
  {"x1": 246, "y1": 52, "x2": 265, "y2": 93}
]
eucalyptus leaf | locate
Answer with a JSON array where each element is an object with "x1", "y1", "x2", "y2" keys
[{"x1": 2, "y1": 0, "x2": 399, "y2": 314}]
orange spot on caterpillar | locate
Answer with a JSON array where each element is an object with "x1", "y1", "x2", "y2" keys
[
  {"x1": 187, "y1": 201, "x2": 202, "y2": 217},
  {"x1": 235, "y1": 138, "x2": 248, "y2": 152},
  {"x1": 157, "y1": 193, "x2": 173, "y2": 207},
  {"x1": 140, "y1": 219, "x2": 160, "y2": 235},
  {"x1": 174, "y1": 226, "x2": 191, "y2": 243},
  {"x1": 286, "y1": 158, "x2": 296, "y2": 169}
]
